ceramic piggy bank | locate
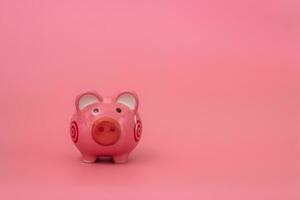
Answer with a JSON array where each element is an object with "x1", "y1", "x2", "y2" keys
[{"x1": 70, "y1": 90, "x2": 142, "y2": 163}]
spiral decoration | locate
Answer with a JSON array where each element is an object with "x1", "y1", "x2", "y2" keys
[
  {"x1": 134, "y1": 120, "x2": 142, "y2": 142},
  {"x1": 70, "y1": 121, "x2": 79, "y2": 143}
]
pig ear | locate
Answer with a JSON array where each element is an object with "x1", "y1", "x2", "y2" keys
[
  {"x1": 116, "y1": 91, "x2": 139, "y2": 112},
  {"x1": 75, "y1": 91, "x2": 102, "y2": 111}
]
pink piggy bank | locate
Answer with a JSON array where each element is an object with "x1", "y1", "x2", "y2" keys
[{"x1": 70, "y1": 90, "x2": 142, "y2": 163}]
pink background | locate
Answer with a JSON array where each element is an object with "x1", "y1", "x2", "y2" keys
[{"x1": 0, "y1": 0, "x2": 300, "y2": 199}]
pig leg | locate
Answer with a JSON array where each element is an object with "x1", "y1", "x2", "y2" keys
[
  {"x1": 82, "y1": 154, "x2": 97, "y2": 163},
  {"x1": 113, "y1": 153, "x2": 129, "y2": 164}
]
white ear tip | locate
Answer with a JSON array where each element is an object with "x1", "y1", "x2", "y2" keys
[
  {"x1": 117, "y1": 93, "x2": 137, "y2": 110},
  {"x1": 79, "y1": 94, "x2": 99, "y2": 110}
]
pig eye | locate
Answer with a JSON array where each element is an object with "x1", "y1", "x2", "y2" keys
[
  {"x1": 93, "y1": 108, "x2": 99, "y2": 113},
  {"x1": 116, "y1": 108, "x2": 122, "y2": 113}
]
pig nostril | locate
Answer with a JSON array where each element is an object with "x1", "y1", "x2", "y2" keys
[
  {"x1": 110, "y1": 127, "x2": 115, "y2": 132},
  {"x1": 98, "y1": 126, "x2": 104, "y2": 132}
]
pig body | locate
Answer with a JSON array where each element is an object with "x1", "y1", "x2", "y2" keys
[{"x1": 70, "y1": 90, "x2": 142, "y2": 163}]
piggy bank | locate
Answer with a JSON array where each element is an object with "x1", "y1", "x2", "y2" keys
[{"x1": 70, "y1": 90, "x2": 142, "y2": 163}]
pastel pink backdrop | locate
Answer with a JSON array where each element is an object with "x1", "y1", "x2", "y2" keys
[{"x1": 0, "y1": 0, "x2": 299, "y2": 199}]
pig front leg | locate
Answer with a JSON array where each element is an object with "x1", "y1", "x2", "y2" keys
[
  {"x1": 113, "y1": 153, "x2": 129, "y2": 164},
  {"x1": 82, "y1": 154, "x2": 97, "y2": 163}
]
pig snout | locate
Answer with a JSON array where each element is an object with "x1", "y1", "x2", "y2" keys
[{"x1": 92, "y1": 117, "x2": 121, "y2": 146}]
